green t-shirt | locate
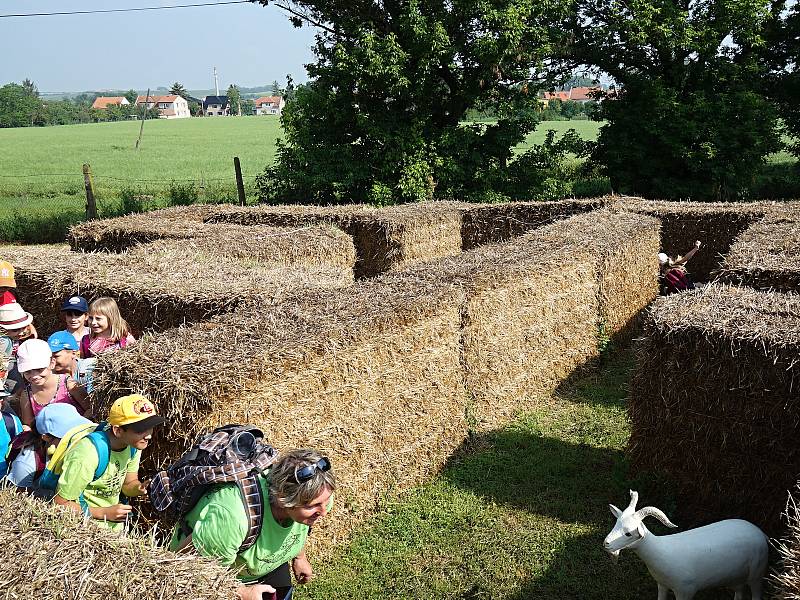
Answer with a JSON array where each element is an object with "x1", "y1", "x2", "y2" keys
[
  {"x1": 168, "y1": 475, "x2": 317, "y2": 582},
  {"x1": 56, "y1": 436, "x2": 141, "y2": 531}
]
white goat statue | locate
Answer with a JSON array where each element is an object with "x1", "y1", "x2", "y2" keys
[{"x1": 603, "y1": 490, "x2": 768, "y2": 600}]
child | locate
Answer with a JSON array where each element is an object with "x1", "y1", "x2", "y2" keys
[
  {"x1": 48, "y1": 331, "x2": 96, "y2": 395},
  {"x1": 81, "y1": 297, "x2": 136, "y2": 359},
  {"x1": 54, "y1": 394, "x2": 163, "y2": 531},
  {"x1": 658, "y1": 241, "x2": 702, "y2": 295},
  {"x1": 17, "y1": 339, "x2": 89, "y2": 428},
  {"x1": 0, "y1": 302, "x2": 37, "y2": 398},
  {"x1": 0, "y1": 260, "x2": 18, "y2": 305},
  {"x1": 61, "y1": 296, "x2": 90, "y2": 344}
]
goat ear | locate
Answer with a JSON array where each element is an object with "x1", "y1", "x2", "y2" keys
[{"x1": 609, "y1": 504, "x2": 623, "y2": 518}]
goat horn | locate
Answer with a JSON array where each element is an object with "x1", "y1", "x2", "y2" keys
[
  {"x1": 626, "y1": 490, "x2": 639, "y2": 512},
  {"x1": 634, "y1": 506, "x2": 678, "y2": 528}
]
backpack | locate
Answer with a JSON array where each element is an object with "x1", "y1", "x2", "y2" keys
[
  {"x1": 149, "y1": 424, "x2": 279, "y2": 553},
  {"x1": 663, "y1": 267, "x2": 695, "y2": 295},
  {"x1": 0, "y1": 408, "x2": 23, "y2": 478},
  {"x1": 80, "y1": 335, "x2": 128, "y2": 358},
  {"x1": 38, "y1": 423, "x2": 138, "y2": 491}
]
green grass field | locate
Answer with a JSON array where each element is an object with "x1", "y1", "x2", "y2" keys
[{"x1": 296, "y1": 350, "x2": 730, "y2": 600}]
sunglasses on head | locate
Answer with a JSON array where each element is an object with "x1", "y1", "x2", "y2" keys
[{"x1": 291, "y1": 457, "x2": 331, "y2": 484}]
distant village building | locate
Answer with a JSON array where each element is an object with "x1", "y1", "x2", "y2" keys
[
  {"x1": 135, "y1": 95, "x2": 191, "y2": 119},
  {"x1": 91, "y1": 96, "x2": 130, "y2": 110},
  {"x1": 253, "y1": 96, "x2": 285, "y2": 116},
  {"x1": 202, "y1": 95, "x2": 230, "y2": 116},
  {"x1": 541, "y1": 86, "x2": 605, "y2": 104}
]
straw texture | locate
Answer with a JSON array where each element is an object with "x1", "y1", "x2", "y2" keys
[
  {"x1": 628, "y1": 283, "x2": 800, "y2": 535},
  {"x1": 773, "y1": 488, "x2": 800, "y2": 599},
  {"x1": 0, "y1": 485, "x2": 240, "y2": 600},
  {"x1": 715, "y1": 210, "x2": 800, "y2": 292},
  {"x1": 613, "y1": 198, "x2": 770, "y2": 282},
  {"x1": 2, "y1": 228, "x2": 354, "y2": 336}
]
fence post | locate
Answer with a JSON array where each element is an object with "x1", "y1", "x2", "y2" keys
[
  {"x1": 82, "y1": 164, "x2": 98, "y2": 220},
  {"x1": 233, "y1": 156, "x2": 246, "y2": 206}
]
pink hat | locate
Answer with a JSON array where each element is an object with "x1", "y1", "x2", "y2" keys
[
  {"x1": 0, "y1": 302, "x2": 33, "y2": 330},
  {"x1": 16, "y1": 339, "x2": 52, "y2": 373}
]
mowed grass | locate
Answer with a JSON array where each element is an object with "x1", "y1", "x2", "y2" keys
[{"x1": 297, "y1": 351, "x2": 731, "y2": 600}]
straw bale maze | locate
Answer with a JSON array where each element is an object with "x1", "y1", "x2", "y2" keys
[{"x1": 6, "y1": 197, "x2": 800, "y2": 591}]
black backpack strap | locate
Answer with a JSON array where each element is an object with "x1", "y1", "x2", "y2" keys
[{"x1": 237, "y1": 473, "x2": 265, "y2": 553}]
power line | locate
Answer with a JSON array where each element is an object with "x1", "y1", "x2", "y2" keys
[{"x1": 0, "y1": 1, "x2": 252, "y2": 19}]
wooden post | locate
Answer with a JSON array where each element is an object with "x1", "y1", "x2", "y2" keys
[
  {"x1": 233, "y1": 156, "x2": 246, "y2": 206},
  {"x1": 135, "y1": 88, "x2": 150, "y2": 150},
  {"x1": 83, "y1": 164, "x2": 98, "y2": 220}
]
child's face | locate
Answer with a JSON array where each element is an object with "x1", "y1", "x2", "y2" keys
[
  {"x1": 23, "y1": 366, "x2": 51, "y2": 386},
  {"x1": 6, "y1": 325, "x2": 31, "y2": 341},
  {"x1": 87, "y1": 312, "x2": 109, "y2": 334},
  {"x1": 51, "y1": 351, "x2": 75, "y2": 374},
  {"x1": 63, "y1": 310, "x2": 86, "y2": 331}
]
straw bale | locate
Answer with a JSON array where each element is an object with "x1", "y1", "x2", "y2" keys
[
  {"x1": 89, "y1": 277, "x2": 470, "y2": 551},
  {"x1": 628, "y1": 283, "x2": 800, "y2": 535},
  {"x1": 715, "y1": 211, "x2": 800, "y2": 292},
  {"x1": 2, "y1": 236, "x2": 353, "y2": 336},
  {"x1": 0, "y1": 486, "x2": 240, "y2": 599},
  {"x1": 68, "y1": 204, "x2": 224, "y2": 252},
  {"x1": 459, "y1": 197, "x2": 610, "y2": 250},
  {"x1": 611, "y1": 198, "x2": 770, "y2": 282},
  {"x1": 773, "y1": 488, "x2": 800, "y2": 599},
  {"x1": 208, "y1": 201, "x2": 473, "y2": 278}
]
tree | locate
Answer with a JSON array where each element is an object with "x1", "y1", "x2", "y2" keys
[
  {"x1": 170, "y1": 82, "x2": 188, "y2": 97},
  {"x1": 21, "y1": 78, "x2": 39, "y2": 98},
  {"x1": 572, "y1": 0, "x2": 782, "y2": 199},
  {"x1": 227, "y1": 84, "x2": 241, "y2": 116},
  {"x1": 764, "y1": 4, "x2": 800, "y2": 157},
  {"x1": 241, "y1": 99, "x2": 255, "y2": 115},
  {"x1": 271, "y1": 80, "x2": 282, "y2": 96},
  {"x1": 124, "y1": 89, "x2": 138, "y2": 104},
  {"x1": 253, "y1": 0, "x2": 572, "y2": 204},
  {"x1": 0, "y1": 83, "x2": 41, "y2": 127}
]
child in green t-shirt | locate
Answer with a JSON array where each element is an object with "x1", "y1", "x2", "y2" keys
[{"x1": 53, "y1": 394, "x2": 165, "y2": 530}]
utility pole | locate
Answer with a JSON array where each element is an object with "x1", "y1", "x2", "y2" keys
[
  {"x1": 135, "y1": 88, "x2": 150, "y2": 150},
  {"x1": 214, "y1": 67, "x2": 219, "y2": 97}
]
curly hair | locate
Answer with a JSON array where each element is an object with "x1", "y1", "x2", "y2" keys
[{"x1": 268, "y1": 448, "x2": 336, "y2": 508}]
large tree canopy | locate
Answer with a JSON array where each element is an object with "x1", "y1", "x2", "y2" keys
[
  {"x1": 254, "y1": 0, "x2": 573, "y2": 204},
  {"x1": 571, "y1": 0, "x2": 783, "y2": 199}
]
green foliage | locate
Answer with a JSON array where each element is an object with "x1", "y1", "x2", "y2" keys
[
  {"x1": 169, "y1": 82, "x2": 188, "y2": 97},
  {"x1": 240, "y1": 99, "x2": 255, "y2": 116},
  {"x1": 573, "y1": 0, "x2": 783, "y2": 200},
  {"x1": 0, "y1": 83, "x2": 43, "y2": 127},
  {"x1": 227, "y1": 84, "x2": 241, "y2": 116},
  {"x1": 124, "y1": 89, "x2": 138, "y2": 104},
  {"x1": 254, "y1": 0, "x2": 571, "y2": 204},
  {"x1": 168, "y1": 181, "x2": 199, "y2": 206}
]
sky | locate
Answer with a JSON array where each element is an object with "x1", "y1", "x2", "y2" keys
[{"x1": 0, "y1": 0, "x2": 318, "y2": 94}]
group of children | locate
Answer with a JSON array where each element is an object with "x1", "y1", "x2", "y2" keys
[{"x1": 0, "y1": 260, "x2": 161, "y2": 531}]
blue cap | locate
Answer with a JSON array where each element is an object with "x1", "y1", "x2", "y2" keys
[
  {"x1": 47, "y1": 330, "x2": 80, "y2": 353},
  {"x1": 35, "y1": 403, "x2": 93, "y2": 439},
  {"x1": 60, "y1": 295, "x2": 89, "y2": 313}
]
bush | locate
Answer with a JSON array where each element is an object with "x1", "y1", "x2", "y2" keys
[{"x1": 168, "y1": 181, "x2": 199, "y2": 206}]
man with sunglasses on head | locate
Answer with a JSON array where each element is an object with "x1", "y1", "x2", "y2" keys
[{"x1": 169, "y1": 449, "x2": 336, "y2": 600}]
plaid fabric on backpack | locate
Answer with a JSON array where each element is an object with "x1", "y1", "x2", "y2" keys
[{"x1": 149, "y1": 424, "x2": 279, "y2": 553}]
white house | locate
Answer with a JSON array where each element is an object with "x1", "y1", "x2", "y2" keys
[
  {"x1": 135, "y1": 94, "x2": 191, "y2": 119},
  {"x1": 253, "y1": 96, "x2": 285, "y2": 115},
  {"x1": 202, "y1": 95, "x2": 230, "y2": 116}
]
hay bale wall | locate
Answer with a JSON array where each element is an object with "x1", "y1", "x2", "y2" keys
[
  {"x1": 0, "y1": 486, "x2": 240, "y2": 599},
  {"x1": 90, "y1": 278, "x2": 470, "y2": 549},
  {"x1": 628, "y1": 284, "x2": 800, "y2": 535},
  {"x1": 459, "y1": 198, "x2": 609, "y2": 250},
  {"x1": 773, "y1": 488, "x2": 800, "y2": 599},
  {"x1": 613, "y1": 198, "x2": 770, "y2": 282},
  {"x1": 208, "y1": 202, "x2": 473, "y2": 278},
  {"x1": 3, "y1": 226, "x2": 354, "y2": 336},
  {"x1": 715, "y1": 211, "x2": 800, "y2": 292}
]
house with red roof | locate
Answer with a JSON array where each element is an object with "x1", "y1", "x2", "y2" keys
[
  {"x1": 91, "y1": 96, "x2": 130, "y2": 110},
  {"x1": 253, "y1": 96, "x2": 285, "y2": 115},
  {"x1": 135, "y1": 94, "x2": 191, "y2": 119},
  {"x1": 542, "y1": 86, "x2": 605, "y2": 104}
]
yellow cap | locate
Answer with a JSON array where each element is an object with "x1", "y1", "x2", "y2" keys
[
  {"x1": 108, "y1": 394, "x2": 165, "y2": 432},
  {"x1": 0, "y1": 261, "x2": 16, "y2": 288}
]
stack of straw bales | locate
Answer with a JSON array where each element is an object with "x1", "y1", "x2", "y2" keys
[
  {"x1": 0, "y1": 486, "x2": 240, "y2": 599},
  {"x1": 3, "y1": 225, "x2": 355, "y2": 335},
  {"x1": 628, "y1": 284, "x2": 800, "y2": 535},
  {"x1": 715, "y1": 211, "x2": 800, "y2": 292},
  {"x1": 773, "y1": 489, "x2": 800, "y2": 599},
  {"x1": 459, "y1": 197, "x2": 610, "y2": 249},
  {"x1": 68, "y1": 205, "x2": 222, "y2": 252},
  {"x1": 87, "y1": 209, "x2": 659, "y2": 551},
  {"x1": 208, "y1": 201, "x2": 473, "y2": 278},
  {"x1": 613, "y1": 198, "x2": 769, "y2": 282}
]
